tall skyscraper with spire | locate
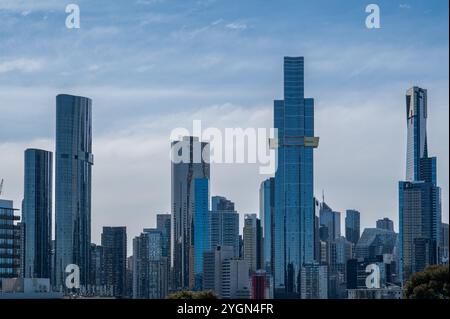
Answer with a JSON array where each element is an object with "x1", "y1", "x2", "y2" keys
[
  {"x1": 399, "y1": 87, "x2": 441, "y2": 284},
  {"x1": 273, "y1": 57, "x2": 319, "y2": 298},
  {"x1": 54, "y1": 94, "x2": 94, "y2": 289}
]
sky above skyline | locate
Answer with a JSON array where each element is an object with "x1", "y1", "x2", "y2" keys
[{"x1": 0, "y1": 0, "x2": 448, "y2": 252}]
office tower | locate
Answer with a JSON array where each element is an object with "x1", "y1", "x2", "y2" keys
[
  {"x1": 0, "y1": 200, "x2": 21, "y2": 279},
  {"x1": 126, "y1": 256, "x2": 134, "y2": 298},
  {"x1": 210, "y1": 196, "x2": 240, "y2": 258},
  {"x1": 171, "y1": 136, "x2": 210, "y2": 290},
  {"x1": 16, "y1": 221, "x2": 25, "y2": 278},
  {"x1": 319, "y1": 201, "x2": 341, "y2": 242},
  {"x1": 327, "y1": 237, "x2": 353, "y2": 299},
  {"x1": 259, "y1": 178, "x2": 275, "y2": 273},
  {"x1": 133, "y1": 230, "x2": 168, "y2": 299},
  {"x1": 212, "y1": 196, "x2": 234, "y2": 211},
  {"x1": 440, "y1": 223, "x2": 449, "y2": 264},
  {"x1": 55, "y1": 94, "x2": 94, "y2": 288},
  {"x1": 399, "y1": 87, "x2": 441, "y2": 284},
  {"x1": 156, "y1": 214, "x2": 171, "y2": 258},
  {"x1": 221, "y1": 258, "x2": 251, "y2": 299},
  {"x1": 202, "y1": 245, "x2": 234, "y2": 297},
  {"x1": 193, "y1": 178, "x2": 210, "y2": 290},
  {"x1": 376, "y1": 218, "x2": 394, "y2": 231},
  {"x1": 355, "y1": 228, "x2": 397, "y2": 261},
  {"x1": 300, "y1": 264, "x2": 328, "y2": 299},
  {"x1": 89, "y1": 243, "x2": 103, "y2": 290},
  {"x1": 274, "y1": 56, "x2": 319, "y2": 298},
  {"x1": 101, "y1": 227, "x2": 127, "y2": 297},
  {"x1": 243, "y1": 214, "x2": 263, "y2": 273},
  {"x1": 22, "y1": 149, "x2": 53, "y2": 279},
  {"x1": 345, "y1": 210, "x2": 360, "y2": 246},
  {"x1": 251, "y1": 269, "x2": 273, "y2": 299}
]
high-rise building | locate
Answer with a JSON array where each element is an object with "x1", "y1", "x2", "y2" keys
[
  {"x1": 54, "y1": 94, "x2": 94, "y2": 288},
  {"x1": 319, "y1": 201, "x2": 341, "y2": 242},
  {"x1": 243, "y1": 214, "x2": 263, "y2": 273},
  {"x1": 101, "y1": 227, "x2": 127, "y2": 297},
  {"x1": 273, "y1": 57, "x2": 319, "y2": 298},
  {"x1": 327, "y1": 237, "x2": 353, "y2": 299},
  {"x1": 0, "y1": 200, "x2": 21, "y2": 280},
  {"x1": 210, "y1": 196, "x2": 239, "y2": 258},
  {"x1": 23, "y1": 149, "x2": 53, "y2": 279},
  {"x1": 89, "y1": 243, "x2": 103, "y2": 289},
  {"x1": 133, "y1": 230, "x2": 168, "y2": 299},
  {"x1": 171, "y1": 136, "x2": 210, "y2": 290},
  {"x1": 259, "y1": 178, "x2": 275, "y2": 273},
  {"x1": 355, "y1": 228, "x2": 397, "y2": 261},
  {"x1": 221, "y1": 258, "x2": 251, "y2": 299},
  {"x1": 399, "y1": 86, "x2": 441, "y2": 284},
  {"x1": 193, "y1": 178, "x2": 210, "y2": 290},
  {"x1": 440, "y1": 223, "x2": 449, "y2": 264},
  {"x1": 300, "y1": 264, "x2": 328, "y2": 299},
  {"x1": 376, "y1": 218, "x2": 394, "y2": 231},
  {"x1": 156, "y1": 214, "x2": 171, "y2": 258},
  {"x1": 202, "y1": 245, "x2": 234, "y2": 297},
  {"x1": 345, "y1": 210, "x2": 360, "y2": 246}
]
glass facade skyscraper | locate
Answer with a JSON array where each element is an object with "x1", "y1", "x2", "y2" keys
[
  {"x1": 101, "y1": 226, "x2": 127, "y2": 297},
  {"x1": 210, "y1": 196, "x2": 240, "y2": 258},
  {"x1": 399, "y1": 87, "x2": 441, "y2": 284},
  {"x1": 260, "y1": 178, "x2": 275, "y2": 273},
  {"x1": 0, "y1": 200, "x2": 21, "y2": 279},
  {"x1": 55, "y1": 94, "x2": 94, "y2": 288},
  {"x1": 345, "y1": 209, "x2": 360, "y2": 246},
  {"x1": 273, "y1": 56, "x2": 319, "y2": 298},
  {"x1": 171, "y1": 136, "x2": 210, "y2": 290},
  {"x1": 23, "y1": 148, "x2": 53, "y2": 279},
  {"x1": 193, "y1": 178, "x2": 210, "y2": 289}
]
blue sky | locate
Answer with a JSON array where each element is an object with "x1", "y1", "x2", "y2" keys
[{"x1": 0, "y1": 0, "x2": 448, "y2": 249}]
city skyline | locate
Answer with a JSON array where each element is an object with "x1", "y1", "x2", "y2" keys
[{"x1": 0, "y1": 0, "x2": 448, "y2": 255}]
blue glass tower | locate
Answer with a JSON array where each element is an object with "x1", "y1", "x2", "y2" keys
[
  {"x1": 399, "y1": 87, "x2": 441, "y2": 284},
  {"x1": 274, "y1": 57, "x2": 319, "y2": 298},
  {"x1": 260, "y1": 177, "x2": 275, "y2": 273},
  {"x1": 55, "y1": 94, "x2": 94, "y2": 289},
  {"x1": 23, "y1": 148, "x2": 53, "y2": 279},
  {"x1": 193, "y1": 178, "x2": 210, "y2": 290}
]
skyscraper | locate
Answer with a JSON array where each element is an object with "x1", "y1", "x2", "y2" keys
[
  {"x1": 260, "y1": 178, "x2": 275, "y2": 273},
  {"x1": 319, "y1": 201, "x2": 341, "y2": 242},
  {"x1": 273, "y1": 57, "x2": 319, "y2": 298},
  {"x1": 171, "y1": 136, "x2": 210, "y2": 290},
  {"x1": 101, "y1": 227, "x2": 127, "y2": 297},
  {"x1": 399, "y1": 87, "x2": 441, "y2": 284},
  {"x1": 23, "y1": 149, "x2": 52, "y2": 279},
  {"x1": 193, "y1": 178, "x2": 210, "y2": 290},
  {"x1": 243, "y1": 214, "x2": 263, "y2": 274},
  {"x1": 156, "y1": 214, "x2": 171, "y2": 258},
  {"x1": 0, "y1": 200, "x2": 21, "y2": 280},
  {"x1": 210, "y1": 196, "x2": 240, "y2": 258},
  {"x1": 376, "y1": 218, "x2": 394, "y2": 231},
  {"x1": 133, "y1": 230, "x2": 168, "y2": 299},
  {"x1": 345, "y1": 210, "x2": 360, "y2": 246},
  {"x1": 54, "y1": 94, "x2": 93, "y2": 288}
]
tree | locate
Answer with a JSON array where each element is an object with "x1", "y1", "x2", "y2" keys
[
  {"x1": 167, "y1": 290, "x2": 218, "y2": 299},
  {"x1": 404, "y1": 265, "x2": 449, "y2": 299}
]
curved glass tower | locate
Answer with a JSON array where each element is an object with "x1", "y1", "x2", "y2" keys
[{"x1": 55, "y1": 94, "x2": 93, "y2": 289}]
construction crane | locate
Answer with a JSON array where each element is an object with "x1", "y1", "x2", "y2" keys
[{"x1": 0, "y1": 178, "x2": 3, "y2": 198}]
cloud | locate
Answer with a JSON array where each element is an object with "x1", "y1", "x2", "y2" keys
[
  {"x1": 225, "y1": 22, "x2": 248, "y2": 30},
  {"x1": 0, "y1": 0, "x2": 63, "y2": 11},
  {"x1": 399, "y1": 4, "x2": 412, "y2": 9},
  {"x1": 0, "y1": 58, "x2": 44, "y2": 73}
]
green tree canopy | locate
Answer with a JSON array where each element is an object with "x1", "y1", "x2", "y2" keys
[
  {"x1": 167, "y1": 290, "x2": 218, "y2": 299},
  {"x1": 404, "y1": 264, "x2": 449, "y2": 299}
]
